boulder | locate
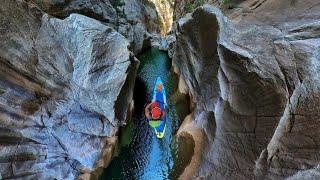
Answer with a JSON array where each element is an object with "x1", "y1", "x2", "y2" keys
[{"x1": 0, "y1": 0, "x2": 138, "y2": 179}]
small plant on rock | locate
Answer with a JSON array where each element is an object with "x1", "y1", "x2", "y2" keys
[{"x1": 185, "y1": 2, "x2": 194, "y2": 13}]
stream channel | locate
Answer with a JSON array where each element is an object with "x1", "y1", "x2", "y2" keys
[{"x1": 100, "y1": 48, "x2": 194, "y2": 180}]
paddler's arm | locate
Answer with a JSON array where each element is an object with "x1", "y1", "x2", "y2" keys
[
  {"x1": 145, "y1": 103, "x2": 152, "y2": 119},
  {"x1": 160, "y1": 108, "x2": 167, "y2": 119}
]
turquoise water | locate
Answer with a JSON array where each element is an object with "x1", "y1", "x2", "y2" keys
[{"x1": 100, "y1": 48, "x2": 190, "y2": 180}]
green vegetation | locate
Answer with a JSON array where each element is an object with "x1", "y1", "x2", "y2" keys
[
  {"x1": 185, "y1": 0, "x2": 206, "y2": 13},
  {"x1": 114, "y1": 0, "x2": 124, "y2": 7},
  {"x1": 113, "y1": 0, "x2": 125, "y2": 18},
  {"x1": 185, "y1": 2, "x2": 194, "y2": 13},
  {"x1": 118, "y1": 121, "x2": 134, "y2": 147},
  {"x1": 0, "y1": 88, "x2": 5, "y2": 95},
  {"x1": 194, "y1": 0, "x2": 205, "y2": 7},
  {"x1": 222, "y1": 0, "x2": 240, "y2": 7}
]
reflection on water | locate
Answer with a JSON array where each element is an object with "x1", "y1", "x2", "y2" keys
[{"x1": 100, "y1": 48, "x2": 192, "y2": 180}]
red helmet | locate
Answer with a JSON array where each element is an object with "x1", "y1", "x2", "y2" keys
[
  {"x1": 151, "y1": 107, "x2": 161, "y2": 119},
  {"x1": 150, "y1": 102, "x2": 161, "y2": 119}
]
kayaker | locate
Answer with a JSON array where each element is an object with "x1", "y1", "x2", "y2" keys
[
  {"x1": 144, "y1": 101, "x2": 166, "y2": 120},
  {"x1": 145, "y1": 83, "x2": 167, "y2": 120}
]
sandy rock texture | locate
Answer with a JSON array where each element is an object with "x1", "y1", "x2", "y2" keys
[
  {"x1": 173, "y1": 2, "x2": 320, "y2": 179},
  {"x1": 123, "y1": 0, "x2": 174, "y2": 53},
  {"x1": 0, "y1": 0, "x2": 138, "y2": 179}
]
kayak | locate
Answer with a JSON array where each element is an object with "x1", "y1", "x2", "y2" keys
[{"x1": 149, "y1": 77, "x2": 167, "y2": 139}]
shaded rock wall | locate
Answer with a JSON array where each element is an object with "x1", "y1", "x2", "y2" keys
[
  {"x1": 29, "y1": 0, "x2": 118, "y2": 24},
  {"x1": 28, "y1": 0, "x2": 174, "y2": 54},
  {"x1": 0, "y1": 0, "x2": 138, "y2": 179},
  {"x1": 173, "y1": 2, "x2": 320, "y2": 179},
  {"x1": 28, "y1": 0, "x2": 149, "y2": 54}
]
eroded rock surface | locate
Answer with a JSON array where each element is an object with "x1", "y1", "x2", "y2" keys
[
  {"x1": 173, "y1": 3, "x2": 320, "y2": 179},
  {"x1": 30, "y1": 0, "x2": 118, "y2": 24},
  {"x1": 0, "y1": 1, "x2": 138, "y2": 179},
  {"x1": 29, "y1": 0, "x2": 175, "y2": 54},
  {"x1": 123, "y1": 0, "x2": 174, "y2": 53},
  {"x1": 173, "y1": 0, "x2": 216, "y2": 21}
]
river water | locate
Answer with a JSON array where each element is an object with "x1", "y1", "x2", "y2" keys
[{"x1": 100, "y1": 48, "x2": 193, "y2": 180}]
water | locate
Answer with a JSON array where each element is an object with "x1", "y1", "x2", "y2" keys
[{"x1": 100, "y1": 48, "x2": 193, "y2": 180}]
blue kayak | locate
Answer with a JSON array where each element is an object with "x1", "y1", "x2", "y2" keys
[{"x1": 149, "y1": 77, "x2": 167, "y2": 139}]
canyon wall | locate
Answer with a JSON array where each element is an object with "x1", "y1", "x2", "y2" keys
[
  {"x1": 29, "y1": 0, "x2": 174, "y2": 54},
  {"x1": 0, "y1": 0, "x2": 174, "y2": 179},
  {"x1": 2, "y1": 0, "x2": 320, "y2": 179},
  {"x1": 0, "y1": 1, "x2": 139, "y2": 179},
  {"x1": 0, "y1": 0, "x2": 173, "y2": 179},
  {"x1": 123, "y1": 0, "x2": 174, "y2": 53},
  {"x1": 173, "y1": 1, "x2": 320, "y2": 179}
]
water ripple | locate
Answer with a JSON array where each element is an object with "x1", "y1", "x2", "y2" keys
[{"x1": 100, "y1": 48, "x2": 187, "y2": 180}]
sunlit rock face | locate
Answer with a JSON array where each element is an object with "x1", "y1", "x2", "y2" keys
[
  {"x1": 147, "y1": 0, "x2": 174, "y2": 36},
  {"x1": 124, "y1": 0, "x2": 174, "y2": 36},
  {"x1": 173, "y1": 2, "x2": 320, "y2": 179},
  {"x1": 173, "y1": 0, "x2": 216, "y2": 21},
  {"x1": 123, "y1": 0, "x2": 174, "y2": 53},
  {"x1": 0, "y1": 1, "x2": 138, "y2": 179}
]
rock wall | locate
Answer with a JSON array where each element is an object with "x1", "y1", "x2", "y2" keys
[
  {"x1": 123, "y1": 0, "x2": 174, "y2": 53},
  {"x1": 29, "y1": 0, "x2": 118, "y2": 25},
  {"x1": 125, "y1": 0, "x2": 174, "y2": 36},
  {"x1": 173, "y1": 0, "x2": 216, "y2": 21},
  {"x1": 173, "y1": 2, "x2": 320, "y2": 179},
  {"x1": 4, "y1": 0, "x2": 319, "y2": 179},
  {"x1": 28, "y1": 0, "x2": 174, "y2": 54},
  {"x1": 0, "y1": 0, "x2": 177, "y2": 178},
  {"x1": 147, "y1": 0, "x2": 174, "y2": 36},
  {"x1": 0, "y1": 0, "x2": 139, "y2": 179}
]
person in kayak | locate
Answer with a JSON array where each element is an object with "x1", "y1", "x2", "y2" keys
[
  {"x1": 145, "y1": 83, "x2": 167, "y2": 121},
  {"x1": 145, "y1": 101, "x2": 166, "y2": 120}
]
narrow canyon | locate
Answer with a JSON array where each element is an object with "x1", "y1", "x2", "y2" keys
[{"x1": 0, "y1": 0, "x2": 320, "y2": 179}]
